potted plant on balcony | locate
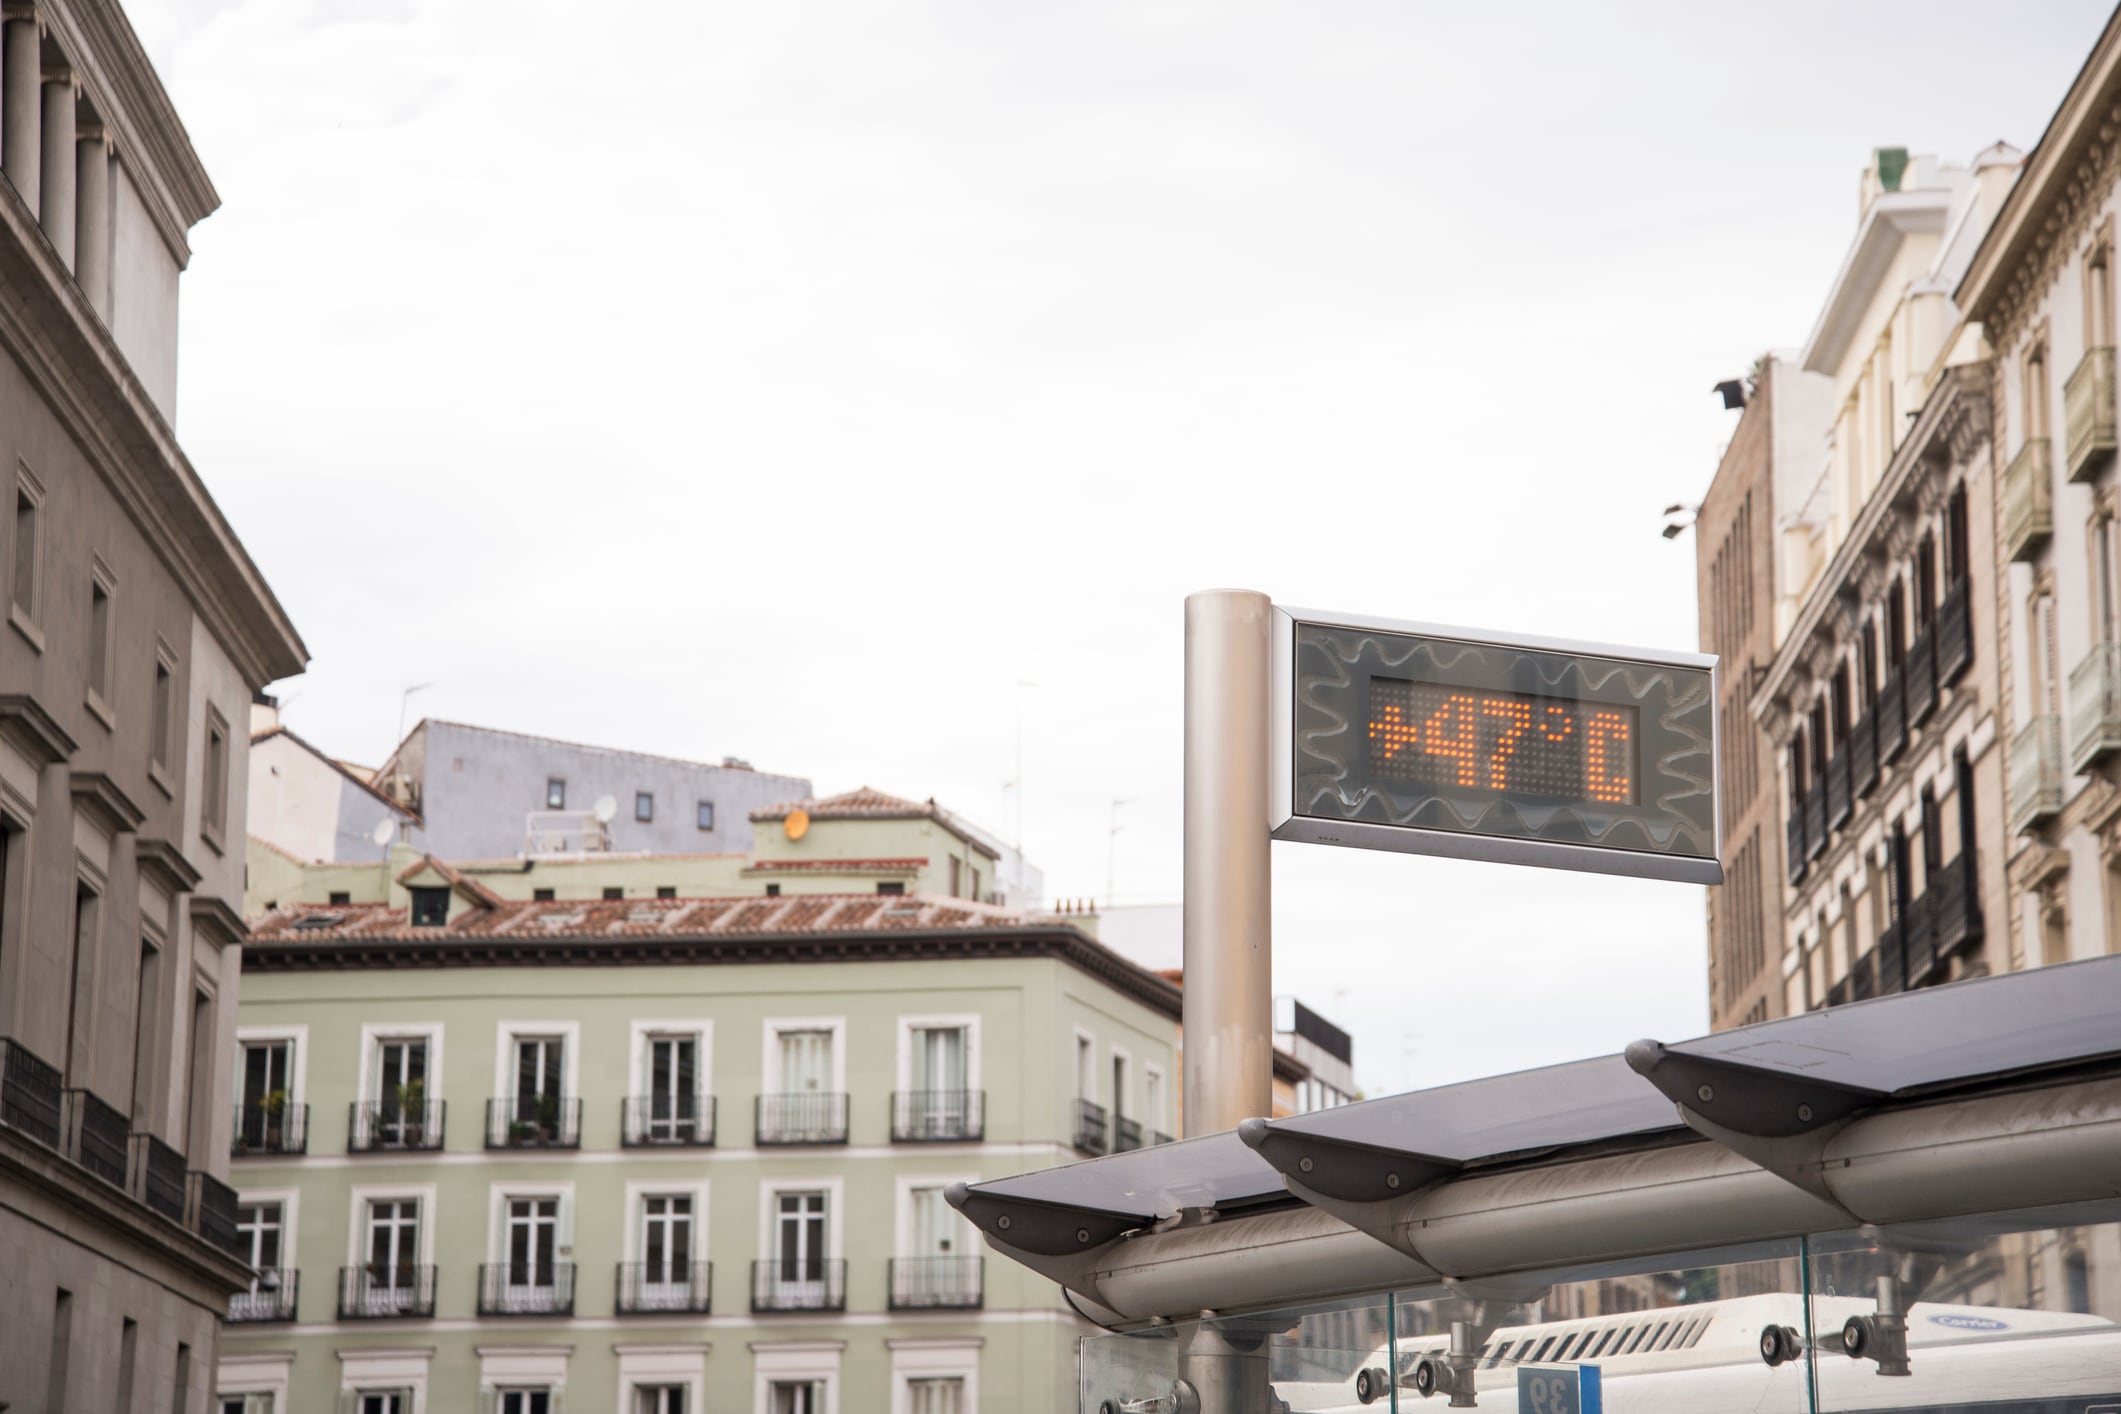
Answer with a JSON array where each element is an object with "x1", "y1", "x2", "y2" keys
[
  {"x1": 392, "y1": 1080, "x2": 426, "y2": 1146},
  {"x1": 258, "y1": 1088, "x2": 287, "y2": 1150},
  {"x1": 536, "y1": 1089, "x2": 560, "y2": 1143}
]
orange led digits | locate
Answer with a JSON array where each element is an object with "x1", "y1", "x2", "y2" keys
[{"x1": 1366, "y1": 679, "x2": 1638, "y2": 807}]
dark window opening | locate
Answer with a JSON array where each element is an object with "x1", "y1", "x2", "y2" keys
[
  {"x1": 603, "y1": 886, "x2": 624, "y2": 901},
  {"x1": 877, "y1": 881, "x2": 906, "y2": 896},
  {"x1": 656, "y1": 886, "x2": 677, "y2": 899},
  {"x1": 635, "y1": 791, "x2": 654, "y2": 823},
  {"x1": 533, "y1": 888, "x2": 555, "y2": 902},
  {"x1": 546, "y1": 778, "x2": 566, "y2": 810},
  {"x1": 696, "y1": 801, "x2": 714, "y2": 831},
  {"x1": 328, "y1": 891, "x2": 351, "y2": 906},
  {"x1": 409, "y1": 887, "x2": 450, "y2": 927},
  {"x1": 765, "y1": 883, "x2": 781, "y2": 897}
]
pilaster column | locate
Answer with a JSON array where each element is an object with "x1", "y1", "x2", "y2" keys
[
  {"x1": 0, "y1": 5, "x2": 37, "y2": 216},
  {"x1": 74, "y1": 122, "x2": 106, "y2": 310},
  {"x1": 38, "y1": 63, "x2": 71, "y2": 266}
]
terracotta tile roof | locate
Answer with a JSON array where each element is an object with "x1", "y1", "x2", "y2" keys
[
  {"x1": 248, "y1": 890, "x2": 1043, "y2": 944},
  {"x1": 742, "y1": 857, "x2": 927, "y2": 874},
  {"x1": 750, "y1": 786, "x2": 936, "y2": 822},
  {"x1": 393, "y1": 854, "x2": 504, "y2": 910}
]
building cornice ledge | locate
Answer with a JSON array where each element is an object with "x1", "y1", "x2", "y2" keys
[{"x1": 1802, "y1": 190, "x2": 1954, "y2": 374}]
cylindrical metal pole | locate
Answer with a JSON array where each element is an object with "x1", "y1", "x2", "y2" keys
[{"x1": 1182, "y1": 588, "x2": 1274, "y2": 1137}]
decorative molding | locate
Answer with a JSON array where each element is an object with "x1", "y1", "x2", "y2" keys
[
  {"x1": 70, "y1": 770, "x2": 144, "y2": 834},
  {"x1": 0, "y1": 693, "x2": 77, "y2": 767},
  {"x1": 134, "y1": 837, "x2": 200, "y2": 894},
  {"x1": 189, "y1": 894, "x2": 248, "y2": 948}
]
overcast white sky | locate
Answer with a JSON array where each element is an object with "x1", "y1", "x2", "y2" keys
[{"x1": 131, "y1": 0, "x2": 2112, "y2": 1097}]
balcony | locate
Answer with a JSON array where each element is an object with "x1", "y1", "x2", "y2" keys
[
  {"x1": 751, "y1": 1258, "x2": 847, "y2": 1313},
  {"x1": 621, "y1": 1094, "x2": 715, "y2": 1148},
  {"x1": 2065, "y1": 345, "x2": 2116, "y2": 481},
  {"x1": 1937, "y1": 578, "x2": 1974, "y2": 688},
  {"x1": 232, "y1": 1100, "x2": 308, "y2": 1157},
  {"x1": 615, "y1": 1260, "x2": 712, "y2": 1315},
  {"x1": 2003, "y1": 436, "x2": 2054, "y2": 561},
  {"x1": 1876, "y1": 919, "x2": 1906, "y2": 998},
  {"x1": 1802, "y1": 783, "x2": 1827, "y2": 860},
  {"x1": 477, "y1": 1261, "x2": 576, "y2": 1316},
  {"x1": 1115, "y1": 1116, "x2": 1145, "y2": 1152},
  {"x1": 1825, "y1": 976, "x2": 1852, "y2": 1009},
  {"x1": 2009, "y1": 714, "x2": 2066, "y2": 834},
  {"x1": 1900, "y1": 890, "x2": 1936, "y2": 990},
  {"x1": 2069, "y1": 641, "x2": 2121, "y2": 772},
  {"x1": 1849, "y1": 951, "x2": 1876, "y2": 1002},
  {"x1": 755, "y1": 1092, "x2": 848, "y2": 1145},
  {"x1": 0, "y1": 1038, "x2": 61, "y2": 1147},
  {"x1": 348, "y1": 1099, "x2": 445, "y2": 1152},
  {"x1": 1850, "y1": 712, "x2": 1880, "y2": 799},
  {"x1": 63, "y1": 1089, "x2": 130, "y2": 1188},
  {"x1": 1929, "y1": 850, "x2": 1984, "y2": 976},
  {"x1": 1825, "y1": 750, "x2": 1852, "y2": 831},
  {"x1": 889, "y1": 1256, "x2": 984, "y2": 1310},
  {"x1": 1906, "y1": 621, "x2": 1939, "y2": 728},
  {"x1": 891, "y1": 1090, "x2": 985, "y2": 1143},
  {"x1": 228, "y1": 1270, "x2": 299, "y2": 1323},
  {"x1": 186, "y1": 1169, "x2": 243, "y2": 1259},
  {"x1": 337, "y1": 1264, "x2": 438, "y2": 1319},
  {"x1": 1785, "y1": 804, "x2": 1807, "y2": 885},
  {"x1": 1074, "y1": 1098, "x2": 1110, "y2": 1155},
  {"x1": 1876, "y1": 669, "x2": 1908, "y2": 765},
  {"x1": 485, "y1": 1096, "x2": 581, "y2": 1150},
  {"x1": 129, "y1": 1134, "x2": 186, "y2": 1223}
]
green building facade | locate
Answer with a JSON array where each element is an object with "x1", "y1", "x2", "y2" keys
[{"x1": 215, "y1": 887, "x2": 1179, "y2": 1414}]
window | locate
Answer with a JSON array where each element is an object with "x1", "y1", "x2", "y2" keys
[
  {"x1": 905, "y1": 1023, "x2": 971, "y2": 1138},
  {"x1": 640, "y1": 1193, "x2": 694, "y2": 1298},
  {"x1": 641, "y1": 1033, "x2": 700, "y2": 1141},
  {"x1": 950, "y1": 857, "x2": 961, "y2": 897},
  {"x1": 877, "y1": 881, "x2": 905, "y2": 896},
  {"x1": 771, "y1": 1384, "x2": 825, "y2": 1414},
  {"x1": 1946, "y1": 483, "x2": 1971, "y2": 586},
  {"x1": 546, "y1": 778, "x2": 565, "y2": 809},
  {"x1": 409, "y1": 887, "x2": 449, "y2": 927},
  {"x1": 532, "y1": 888, "x2": 554, "y2": 901},
  {"x1": 150, "y1": 653, "x2": 175, "y2": 777},
  {"x1": 366, "y1": 1035, "x2": 431, "y2": 1147},
  {"x1": 696, "y1": 800, "x2": 714, "y2": 831},
  {"x1": 603, "y1": 886, "x2": 624, "y2": 901},
  {"x1": 906, "y1": 1378, "x2": 966, "y2": 1414},
  {"x1": 2091, "y1": 241, "x2": 2114, "y2": 349},
  {"x1": 202, "y1": 710, "x2": 230, "y2": 848},
  {"x1": 2026, "y1": 340, "x2": 2053, "y2": 442},
  {"x1": 497, "y1": 1392, "x2": 551, "y2": 1414},
  {"x1": 2096, "y1": 503, "x2": 2121, "y2": 646},
  {"x1": 775, "y1": 1190, "x2": 828, "y2": 1283},
  {"x1": 64, "y1": 884, "x2": 98, "y2": 1086},
  {"x1": 238, "y1": 1038, "x2": 295, "y2": 1147},
  {"x1": 328, "y1": 890, "x2": 352, "y2": 906},
  {"x1": 131, "y1": 938, "x2": 158, "y2": 1122},
  {"x1": 635, "y1": 791, "x2": 654, "y2": 822},
  {"x1": 656, "y1": 885, "x2": 677, "y2": 899},
  {"x1": 357, "y1": 1393, "x2": 407, "y2": 1414},
  {"x1": 498, "y1": 1196, "x2": 560, "y2": 1305},
  {"x1": 1076, "y1": 1034, "x2": 1095, "y2": 1101},
  {"x1": 765, "y1": 883, "x2": 781, "y2": 897},
  {"x1": 87, "y1": 572, "x2": 112, "y2": 707},
  {"x1": 12, "y1": 473, "x2": 42, "y2": 626},
  {"x1": 232, "y1": 1202, "x2": 285, "y2": 1317},
  {"x1": 635, "y1": 1388, "x2": 687, "y2": 1414},
  {"x1": 360, "y1": 1198, "x2": 422, "y2": 1313}
]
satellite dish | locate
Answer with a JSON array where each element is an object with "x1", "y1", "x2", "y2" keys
[
  {"x1": 370, "y1": 818, "x2": 395, "y2": 847},
  {"x1": 593, "y1": 795, "x2": 619, "y2": 823},
  {"x1": 785, "y1": 809, "x2": 810, "y2": 842}
]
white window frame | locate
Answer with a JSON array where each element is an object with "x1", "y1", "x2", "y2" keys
[
  {"x1": 358, "y1": 1023, "x2": 444, "y2": 1105},
  {"x1": 894, "y1": 1013, "x2": 982, "y2": 1093},
  {"x1": 761, "y1": 1016, "x2": 847, "y2": 1094},
  {"x1": 216, "y1": 1353, "x2": 293, "y2": 1413},
  {"x1": 753, "y1": 1341, "x2": 842, "y2": 1414},
  {"x1": 1072, "y1": 1027, "x2": 1096, "y2": 1103},
  {"x1": 493, "y1": 1020, "x2": 582, "y2": 1102},
  {"x1": 615, "y1": 1343, "x2": 709, "y2": 1414},
  {"x1": 1110, "y1": 1045, "x2": 1133, "y2": 1121},
  {"x1": 1142, "y1": 1063, "x2": 1167, "y2": 1135},
  {"x1": 233, "y1": 1184, "x2": 301, "y2": 1288},
  {"x1": 476, "y1": 1347, "x2": 570, "y2": 1405},
  {"x1": 757, "y1": 1176, "x2": 844, "y2": 1263},
  {"x1": 893, "y1": 1171, "x2": 978, "y2": 1258},
  {"x1": 628, "y1": 1018, "x2": 714, "y2": 1098},
  {"x1": 235, "y1": 1024, "x2": 309, "y2": 1112},
  {"x1": 346, "y1": 1183, "x2": 438, "y2": 1268},
  {"x1": 337, "y1": 1347, "x2": 432, "y2": 1414},
  {"x1": 486, "y1": 1180, "x2": 576, "y2": 1267},
  {"x1": 622, "y1": 1178, "x2": 711, "y2": 1264},
  {"x1": 889, "y1": 1338, "x2": 981, "y2": 1414}
]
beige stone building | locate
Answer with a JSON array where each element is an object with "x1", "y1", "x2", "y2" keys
[
  {"x1": 1959, "y1": 8, "x2": 2121, "y2": 969},
  {"x1": 0, "y1": 1, "x2": 306, "y2": 1410}
]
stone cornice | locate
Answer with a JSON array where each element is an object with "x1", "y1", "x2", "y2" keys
[
  {"x1": 247, "y1": 925, "x2": 1191, "y2": 1023},
  {"x1": 0, "y1": 693, "x2": 78, "y2": 767},
  {"x1": 135, "y1": 838, "x2": 201, "y2": 895},
  {"x1": 189, "y1": 895, "x2": 248, "y2": 948},
  {"x1": 70, "y1": 770, "x2": 145, "y2": 834},
  {"x1": 39, "y1": 0, "x2": 218, "y2": 267},
  {"x1": 1752, "y1": 364, "x2": 1990, "y2": 723},
  {"x1": 0, "y1": 184, "x2": 306, "y2": 688}
]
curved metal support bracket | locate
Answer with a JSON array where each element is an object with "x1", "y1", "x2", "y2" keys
[
  {"x1": 1237, "y1": 1117, "x2": 1458, "y2": 1268},
  {"x1": 1627, "y1": 1039, "x2": 1885, "y2": 1220},
  {"x1": 948, "y1": 1182, "x2": 1148, "y2": 1320}
]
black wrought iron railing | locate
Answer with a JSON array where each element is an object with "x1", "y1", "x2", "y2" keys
[
  {"x1": 1876, "y1": 669, "x2": 1908, "y2": 764},
  {"x1": 232, "y1": 1100, "x2": 308, "y2": 1156},
  {"x1": 1938, "y1": 579, "x2": 1974, "y2": 687},
  {"x1": 1074, "y1": 1098, "x2": 1109, "y2": 1155},
  {"x1": 187, "y1": 1169, "x2": 243, "y2": 1259},
  {"x1": 1786, "y1": 804, "x2": 1807, "y2": 885},
  {"x1": 485, "y1": 1096, "x2": 582, "y2": 1149},
  {"x1": 1825, "y1": 750, "x2": 1852, "y2": 830},
  {"x1": 1931, "y1": 851, "x2": 1984, "y2": 972},
  {"x1": 1803, "y1": 784, "x2": 1827, "y2": 861},
  {"x1": 1115, "y1": 1116, "x2": 1144, "y2": 1152},
  {"x1": 63, "y1": 1088, "x2": 130, "y2": 1187},
  {"x1": 755, "y1": 1092, "x2": 848, "y2": 1145},
  {"x1": 228, "y1": 1269, "x2": 299, "y2": 1322},
  {"x1": 0, "y1": 1038, "x2": 62, "y2": 1147},
  {"x1": 1901, "y1": 890, "x2": 1938, "y2": 991},
  {"x1": 620, "y1": 1094, "x2": 715, "y2": 1147},
  {"x1": 1825, "y1": 976, "x2": 1852, "y2": 1009},
  {"x1": 615, "y1": 1260, "x2": 713, "y2": 1314},
  {"x1": 1849, "y1": 952, "x2": 1877, "y2": 1003},
  {"x1": 1906, "y1": 623, "x2": 1939, "y2": 728},
  {"x1": 129, "y1": 1133, "x2": 186, "y2": 1223},
  {"x1": 751, "y1": 1258, "x2": 847, "y2": 1312},
  {"x1": 891, "y1": 1090, "x2": 985, "y2": 1142},
  {"x1": 889, "y1": 1256, "x2": 984, "y2": 1310},
  {"x1": 348, "y1": 1099, "x2": 445, "y2": 1152},
  {"x1": 1850, "y1": 712, "x2": 1880, "y2": 799},
  {"x1": 477, "y1": 1261, "x2": 576, "y2": 1316},
  {"x1": 1875, "y1": 918, "x2": 1908, "y2": 998},
  {"x1": 337, "y1": 1264, "x2": 437, "y2": 1319}
]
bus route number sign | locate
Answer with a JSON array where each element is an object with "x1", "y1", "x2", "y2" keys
[
  {"x1": 1518, "y1": 1364, "x2": 1602, "y2": 1414},
  {"x1": 1269, "y1": 607, "x2": 1721, "y2": 885}
]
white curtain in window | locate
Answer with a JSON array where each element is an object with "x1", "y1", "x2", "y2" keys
[
  {"x1": 908, "y1": 1186, "x2": 952, "y2": 1258},
  {"x1": 912, "y1": 1027, "x2": 966, "y2": 1094},
  {"x1": 779, "y1": 1030, "x2": 830, "y2": 1092},
  {"x1": 907, "y1": 1377, "x2": 964, "y2": 1414}
]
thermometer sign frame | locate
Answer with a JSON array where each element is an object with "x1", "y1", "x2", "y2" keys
[{"x1": 1268, "y1": 606, "x2": 1722, "y2": 884}]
